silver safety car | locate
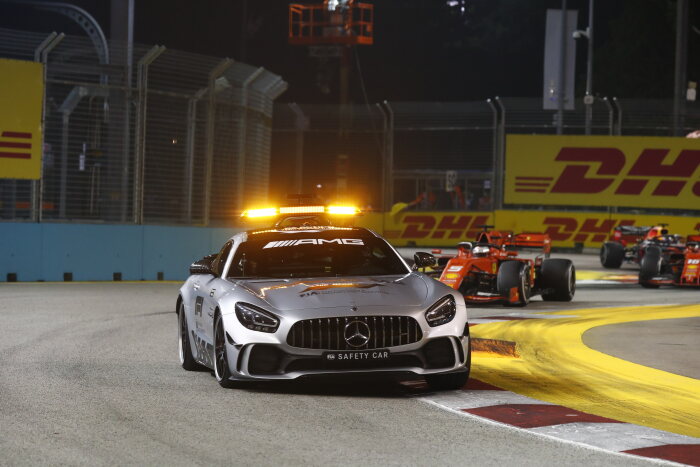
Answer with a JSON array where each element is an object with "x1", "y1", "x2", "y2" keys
[{"x1": 176, "y1": 205, "x2": 471, "y2": 390}]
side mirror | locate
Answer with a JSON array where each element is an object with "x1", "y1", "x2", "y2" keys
[
  {"x1": 189, "y1": 254, "x2": 216, "y2": 275},
  {"x1": 413, "y1": 252, "x2": 437, "y2": 270}
]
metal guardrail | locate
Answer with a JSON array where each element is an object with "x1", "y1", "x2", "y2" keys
[{"x1": 0, "y1": 27, "x2": 287, "y2": 225}]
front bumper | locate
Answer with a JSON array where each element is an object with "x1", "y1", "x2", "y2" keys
[{"x1": 223, "y1": 334, "x2": 470, "y2": 381}]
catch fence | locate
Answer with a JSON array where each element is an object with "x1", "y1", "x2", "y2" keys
[
  {"x1": 272, "y1": 97, "x2": 700, "y2": 213},
  {"x1": 0, "y1": 27, "x2": 286, "y2": 225},
  {"x1": 2, "y1": 24, "x2": 698, "y2": 222}
]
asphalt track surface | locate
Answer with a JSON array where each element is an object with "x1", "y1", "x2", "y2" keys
[{"x1": 1, "y1": 255, "x2": 698, "y2": 466}]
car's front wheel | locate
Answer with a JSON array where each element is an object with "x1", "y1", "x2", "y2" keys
[
  {"x1": 639, "y1": 246, "x2": 662, "y2": 288},
  {"x1": 426, "y1": 342, "x2": 471, "y2": 390},
  {"x1": 178, "y1": 301, "x2": 206, "y2": 371},
  {"x1": 426, "y1": 369, "x2": 469, "y2": 391},
  {"x1": 600, "y1": 242, "x2": 625, "y2": 268},
  {"x1": 497, "y1": 261, "x2": 530, "y2": 306},
  {"x1": 214, "y1": 312, "x2": 236, "y2": 388},
  {"x1": 540, "y1": 259, "x2": 576, "y2": 301}
]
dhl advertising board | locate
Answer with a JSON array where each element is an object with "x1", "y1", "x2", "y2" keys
[
  {"x1": 361, "y1": 210, "x2": 495, "y2": 247},
  {"x1": 505, "y1": 135, "x2": 700, "y2": 210},
  {"x1": 359, "y1": 209, "x2": 699, "y2": 248},
  {"x1": 0, "y1": 58, "x2": 44, "y2": 180},
  {"x1": 494, "y1": 210, "x2": 700, "y2": 248}
]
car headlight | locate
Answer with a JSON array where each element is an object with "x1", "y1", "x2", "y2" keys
[
  {"x1": 472, "y1": 245, "x2": 490, "y2": 256},
  {"x1": 235, "y1": 302, "x2": 279, "y2": 333},
  {"x1": 425, "y1": 295, "x2": 456, "y2": 327}
]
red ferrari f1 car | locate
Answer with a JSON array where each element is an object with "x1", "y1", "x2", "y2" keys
[
  {"x1": 639, "y1": 239, "x2": 700, "y2": 288},
  {"x1": 437, "y1": 226, "x2": 575, "y2": 306}
]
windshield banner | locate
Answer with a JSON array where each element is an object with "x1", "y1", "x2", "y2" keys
[{"x1": 504, "y1": 135, "x2": 700, "y2": 210}]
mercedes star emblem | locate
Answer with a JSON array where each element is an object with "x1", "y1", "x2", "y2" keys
[{"x1": 344, "y1": 320, "x2": 370, "y2": 348}]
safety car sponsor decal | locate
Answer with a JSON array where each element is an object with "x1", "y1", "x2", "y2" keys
[
  {"x1": 191, "y1": 331, "x2": 214, "y2": 367},
  {"x1": 263, "y1": 238, "x2": 364, "y2": 248}
]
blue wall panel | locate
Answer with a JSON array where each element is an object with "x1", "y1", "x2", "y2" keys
[
  {"x1": 0, "y1": 223, "x2": 43, "y2": 280},
  {"x1": 0, "y1": 223, "x2": 242, "y2": 282}
]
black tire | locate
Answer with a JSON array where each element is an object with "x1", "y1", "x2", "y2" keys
[
  {"x1": 426, "y1": 342, "x2": 470, "y2": 391},
  {"x1": 214, "y1": 312, "x2": 237, "y2": 388},
  {"x1": 540, "y1": 259, "x2": 576, "y2": 301},
  {"x1": 600, "y1": 242, "x2": 625, "y2": 268},
  {"x1": 457, "y1": 276, "x2": 477, "y2": 298},
  {"x1": 425, "y1": 371, "x2": 469, "y2": 391},
  {"x1": 178, "y1": 301, "x2": 206, "y2": 371},
  {"x1": 639, "y1": 246, "x2": 662, "y2": 288},
  {"x1": 497, "y1": 261, "x2": 530, "y2": 306}
]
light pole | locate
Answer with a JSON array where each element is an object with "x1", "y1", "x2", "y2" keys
[{"x1": 574, "y1": 0, "x2": 594, "y2": 135}]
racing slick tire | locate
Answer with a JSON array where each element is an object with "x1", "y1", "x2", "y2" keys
[
  {"x1": 600, "y1": 242, "x2": 625, "y2": 268},
  {"x1": 214, "y1": 311, "x2": 237, "y2": 388},
  {"x1": 639, "y1": 246, "x2": 662, "y2": 288},
  {"x1": 497, "y1": 261, "x2": 530, "y2": 307},
  {"x1": 178, "y1": 301, "x2": 207, "y2": 371},
  {"x1": 425, "y1": 344, "x2": 471, "y2": 390},
  {"x1": 540, "y1": 259, "x2": 576, "y2": 301}
]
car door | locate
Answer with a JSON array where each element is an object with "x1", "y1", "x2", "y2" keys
[{"x1": 200, "y1": 240, "x2": 234, "y2": 347}]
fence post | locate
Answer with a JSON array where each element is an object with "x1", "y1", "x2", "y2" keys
[
  {"x1": 203, "y1": 58, "x2": 234, "y2": 226},
  {"x1": 288, "y1": 103, "x2": 308, "y2": 194},
  {"x1": 613, "y1": 97, "x2": 622, "y2": 135},
  {"x1": 382, "y1": 101, "x2": 394, "y2": 211},
  {"x1": 375, "y1": 103, "x2": 389, "y2": 212},
  {"x1": 236, "y1": 67, "x2": 265, "y2": 213},
  {"x1": 32, "y1": 32, "x2": 64, "y2": 222},
  {"x1": 185, "y1": 88, "x2": 207, "y2": 224},
  {"x1": 487, "y1": 98, "x2": 499, "y2": 210},
  {"x1": 133, "y1": 45, "x2": 165, "y2": 224},
  {"x1": 604, "y1": 97, "x2": 622, "y2": 136},
  {"x1": 489, "y1": 97, "x2": 505, "y2": 210},
  {"x1": 603, "y1": 97, "x2": 615, "y2": 136}
]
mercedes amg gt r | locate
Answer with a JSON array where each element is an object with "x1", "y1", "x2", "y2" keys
[{"x1": 176, "y1": 204, "x2": 471, "y2": 390}]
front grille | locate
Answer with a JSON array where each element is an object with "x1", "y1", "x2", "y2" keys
[{"x1": 287, "y1": 316, "x2": 423, "y2": 350}]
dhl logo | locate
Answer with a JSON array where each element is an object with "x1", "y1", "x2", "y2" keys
[
  {"x1": 514, "y1": 147, "x2": 700, "y2": 197},
  {"x1": 0, "y1": 131, "x2": 32, "y2": 159},
  {"x1": 386, "y1": 214, "x2": 491, "y2": 239},
  {"x1": 542, "y1": 217, "x2": 635, "y2": 243}
]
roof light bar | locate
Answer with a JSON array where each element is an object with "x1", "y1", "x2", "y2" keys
[
  {"x1": 326, "y1": 205, "x2": 359, "y2": 215},
  {"x1": 242, "y1": 205, "x2": 360, "y2": 218},
  {"x1": 279, "y1": 205, "x2": 325, "y2": 214},
  {"x1": 242, "y1": 207, "x2": 278, "y2": 218}
]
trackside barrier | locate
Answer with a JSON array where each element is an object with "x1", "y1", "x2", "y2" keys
[
  {"x1": 0, "y1": 223, "x2": 240, "y2": 282},
  {"x1": 357, "y1": 210, "x2": 700, "y2": 249},
  {"x1": 3, "y1": 210, "x2": 698, "y2": 281}
]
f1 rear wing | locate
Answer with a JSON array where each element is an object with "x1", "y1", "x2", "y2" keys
[{"x1": 506, "y1": 233, "x2": 552, "y2": 255}]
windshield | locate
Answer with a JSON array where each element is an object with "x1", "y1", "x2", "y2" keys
[{"x1": 227, "y1": 231, "x2": 409, "y2": 279}]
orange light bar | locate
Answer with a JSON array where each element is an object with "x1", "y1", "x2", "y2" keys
[
  {"x1": 279, "y1": 205, "x2": 325, "y2": 214},
  {"x1": 326, "y1": 205, "x2": 359, "y2": 215},
  {"x1": 242, "y1": 207, "x2": 278, "y2": 218}
]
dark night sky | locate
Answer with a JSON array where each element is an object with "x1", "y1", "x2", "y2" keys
[{"x1": 2, "y1": 0, "x2": 699, "y2": 103}]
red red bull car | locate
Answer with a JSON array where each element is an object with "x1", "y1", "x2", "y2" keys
[
  {"x1": 639, "y1": 240, "x2": 700, "y2": 288},
  {"x1": 436, "y1": 226, "x2": 575, "y2": 306}
]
